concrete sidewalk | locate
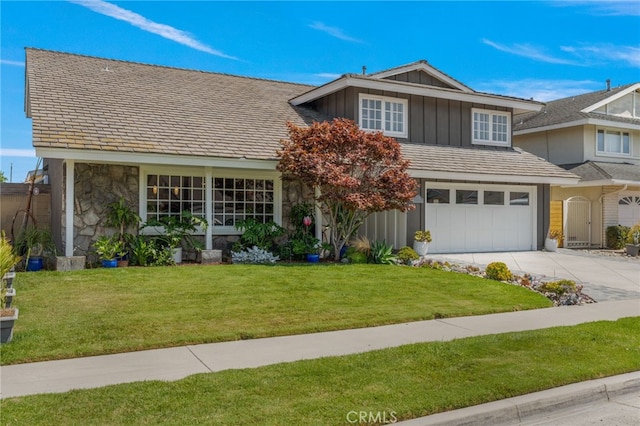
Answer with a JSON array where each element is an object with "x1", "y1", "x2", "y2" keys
[{"x1": 2, "y1": 298, "x2": 638, "y2": 399}]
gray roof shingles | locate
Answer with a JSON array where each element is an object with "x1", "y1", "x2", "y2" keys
[
  {"x1": 26, "y1": 48, "x2": 323, "y2": 161},
  {"x1": 565, "y1": 161, "x2": 640, "y2": 183},
  {"x1": 25, "y1": 48, "x2": 577, "y2": 181},
  {"x1": 514, "y1": 84, "x2": 640, "y2": 131}
]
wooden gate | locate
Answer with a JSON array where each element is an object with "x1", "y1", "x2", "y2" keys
[{"x1": 563, "y1": 197, "x2": 591, "y2": 248}]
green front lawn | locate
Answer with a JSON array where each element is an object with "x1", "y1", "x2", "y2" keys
[
  {"x1": 3, "y1": 318, "x2": 639, "y2": 425},
  {"x1": 2, "y1": 264, "x2": 551, "y2": 365}
]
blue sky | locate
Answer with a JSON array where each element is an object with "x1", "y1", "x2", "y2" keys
[{"x1": 1, "y1": 0, "x2": 639, "y2": 182}]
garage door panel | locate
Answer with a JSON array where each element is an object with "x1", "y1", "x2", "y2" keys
[
  {"x1": 618, "y1": 192, "x2": 640, "y2": 227},
  {"x1": 425, "y1": 183, "x2": 534, "y2": 254}
]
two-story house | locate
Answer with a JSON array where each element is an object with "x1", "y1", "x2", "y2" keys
[
  {"x1": 25, "y1": 48, "x2": 578, "y2": 260},
  {"x1": 513, "y1": 83, "x2": 640, "y2": 248}
]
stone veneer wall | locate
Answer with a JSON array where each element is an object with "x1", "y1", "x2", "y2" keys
[
  {"x1": 62, "y1": 163, "x2": 139, "y2": 259},
  {"x1": 64, "y1": 164, "x2": 312, "y2": 260}
]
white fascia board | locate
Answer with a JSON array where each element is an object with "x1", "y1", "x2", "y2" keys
[
  {"x1": 35, "y1": 148, "x2": 279, "y2": 170},
  {"x1": 408, "y1": 169, "x2": 580, "y2": 185},
  {"x1": 560, "y1": 178, "x2": 640, "y2": 188},
  {"x1": 514, "y1": 118, "x2": 640, "y2": 135},
  {"x1": 513, "y1": 120, "x2": 589, "y2": 135},
  {"x1": 581, "y1": 83, "x2": 640, "y2": 113},
  {"x1": 370, "y1": 63, "x2": 473, "y2": 93},
  {"x1": 291, "y1": 77, "x2": 542, "y2": 113}
]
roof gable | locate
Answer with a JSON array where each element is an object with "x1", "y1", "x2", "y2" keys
[
  {"x1": 514, "y1": 83, "x2": 640, "y2": 134},
  {"x1": 583, "y1": 83, "x2": 640, "y2": 115},
  {"x1": 368, "y1": 60, "x2": 474, "y2": 92}
]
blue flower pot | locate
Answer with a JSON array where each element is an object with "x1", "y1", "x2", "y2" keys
[
  {"x1": 306, "y1": 254, "x2": 320, "y2": 263},
  {"x1": 102, "y1": 259, "x2": 118, "y2": 268},
  {"x1": 26, "y1": 257, "x2": 44, "y2": 272}
]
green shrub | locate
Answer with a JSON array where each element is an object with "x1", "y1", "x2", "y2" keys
[
  {"x1": 235, "y1": 218, "x2": 286, "y2": 252},
  {"x1": 345, "y1": 247, "x2": 368, "y2": 264},
  {"x1": 606, "y1": 225, "x2": 630, "y2": 249},
  {"x1": 485, "y1": 262, "x2": 512, "y2": 281},
  {"x1": 397, "y1": 246, "x2": 419, "y2": 264},
  {"x1": 369, "y1": 240, "x2": 398, "y2": 265},
  {"x1": 538, "y1": 279, "x2": 577, "y2": 295},
  {"x1": 627, "y1": 223, "x2": 640, "y2": 244}
]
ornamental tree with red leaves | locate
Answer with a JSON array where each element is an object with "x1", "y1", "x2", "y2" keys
[{"x1": 277, "y1": 118, "x2": 417, "y2": 261}]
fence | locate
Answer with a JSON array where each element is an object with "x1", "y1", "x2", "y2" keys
[{"x1": 0, "y1": 183, "x2": 51, "y2": 241}]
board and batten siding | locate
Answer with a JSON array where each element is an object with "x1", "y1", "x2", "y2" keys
[
  {"x1": 310, "y1": 87, "x2": 509, "y2": 147},
  {"x1": 382, "y1": 70, "x2": 455, "y2": 89}
]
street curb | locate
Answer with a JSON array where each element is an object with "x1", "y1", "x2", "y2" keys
[{"x1": 397, "y1": 371, "x2": 640, "y2": 425}]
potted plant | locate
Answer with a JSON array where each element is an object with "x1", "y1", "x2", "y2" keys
[
  {"x1": 545, "y1": 229, "x2": 563, "y2": 252},
  {"x1": 93, "y1": 236, "x2": 124, "y2": 268},
  {"x1": 13, "y1": 226, "x2": 56, "y2": 272},
  {"x1": 105, "y1": 197, "x2": 140, "y2": 266},
  {"x1": 142, "y1": 211, "x2": 208, "y2": 263},
  {"x1": 1, "y1": 233, "x2": 21, "y2": 343},
  {"x1": 413, "y1": 230, "x2": 432, "y2": 256},
  {"x1": 625, "y1": 223, "x2": 640, "y2": 257}
]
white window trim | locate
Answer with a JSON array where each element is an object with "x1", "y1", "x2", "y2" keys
[
  {"x1": 358, "y1": 93, "x2": 408, "y2": 138},
  {"x1": 595, "y1": 128, "x2": 632, "y2": 158},
  {"x1": 139, "y1": 166, "x2": 282, "y2": 237},
  {"x1": 139, "y1": 166, "x2": 208, "y2": 236},
  {"x1": 211, "y1": 168, "x2": 282, "y2": 235},
  {"x1": 471, "y1": 108, "x2": 511, "y2": 147}
]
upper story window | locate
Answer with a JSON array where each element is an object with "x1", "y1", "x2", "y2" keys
[
  {"x1": 472, "y1": 108, "x2": 510, "y2": 146},
  {"x1": 594, "y1": 91, "x2": 640, "y2": 119},
  {"x1": 359, "y1": 94, "x2": 408, "y2": 138},
  {"x1": 597, "y1": 129, "x2": 630, "y2": 156}
]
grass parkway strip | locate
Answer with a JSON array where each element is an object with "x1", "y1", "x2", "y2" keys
[
  {"x1": 1, "y1": 263, "x2": 551, "y2": 365},
  {"x1": 2, "y1": 318, "x2": 638, "y2": 425}
]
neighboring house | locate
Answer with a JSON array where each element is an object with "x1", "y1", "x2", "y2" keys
[
  {"x1": 25, "y1": 48, "x2": 578, "y2": 259},
  {"x1": 513, "y1": 83, "x2": 640, "y2": 248}
]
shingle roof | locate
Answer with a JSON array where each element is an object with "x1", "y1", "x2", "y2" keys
[
  {"x1": 25, "y1": 48, "x2": 577, "y2": 183},
  {"x1": 401, "y1": 144, "x2": 578, "y2": 181},
  {"x1": 26, "y1": 48, "x2": 324, "y2": 161},
  {"x1": 513, "y1": 83, "x2": 640, "y2": 132},
  {"x1": 564, "y1": 161, "x2": 640, "y2": 183}
]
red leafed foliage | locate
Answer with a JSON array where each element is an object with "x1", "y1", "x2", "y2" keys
[{"x1": 277, "y1": 118, "x2": 417, "y2": 259}]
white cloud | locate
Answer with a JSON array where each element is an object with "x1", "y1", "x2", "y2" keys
[
  {"x1": 559, "y1": 1, "x2": 640, "y2": 16},
  {"x1": 1, "y1": 59, "x2": 25, "y2": 67},
  {"x1": 0, "y1": 148, "x2": 36, "y2": 157},
  {"x1": 309, "y1": 22, "x2": 362, "y2": 43},
  {"x1": 482, "y1": 39, "x2": 579, "y2": 65},
  {"x1": 474, "y1": 79, "x2": 602, "y2": 102},
  {"x1": 314, "y1": 73, "x2": 342, "y2": 80},
  {"x1": 69, "y1": 0, "x2": 238, "y2": 59},
  {"x1": 562, "y1": 44, "x2": 640, "y2": 68}
]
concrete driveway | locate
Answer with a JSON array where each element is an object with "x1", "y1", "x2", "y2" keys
[{"x1": 427, "y1": 249, "x2": 640, "y2": 302}]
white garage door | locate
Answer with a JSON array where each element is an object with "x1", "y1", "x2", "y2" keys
[
  {"x1": 425, "y1": 183, "x2": 536, "y2": 253},
  {"x1": 618, "y1": 192, "x2": 640, "y2": 227}
]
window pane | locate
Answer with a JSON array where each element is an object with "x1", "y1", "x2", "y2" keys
[
  {"x1": 484, "y1": 191, "x2": 504, "y2": 205},
  {"x1": 608, "y1": 94, "x2": 633, "y2": 117},
  {"x1": 426, "y1": 189, "x2": 450, "y2": 204},
  {"x1": 623, "y1": 133, "x2": 630, "y2": 154},
  {"x1": 605, "y1": 131, "x2": 621, "y2": 153},
  {"x1": 456, "y1": 190, "x2": 477, "y2": 205},
  {"x1": 510, "y1": 192, "x2": 529, "y2": 206},
  {"x1": 597, "y1": 130, "x2": 605, "y2": 152},
  {"x1": 492, "y1": 114, "x2": 508, "y2": 142},
  {"x1": 474, "y1": 112, "x2": 489, "y2": 140}
]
